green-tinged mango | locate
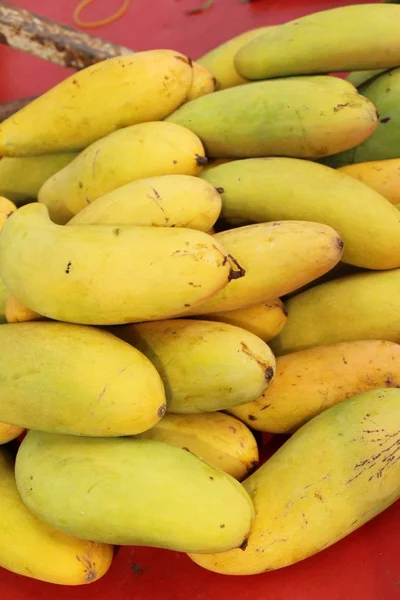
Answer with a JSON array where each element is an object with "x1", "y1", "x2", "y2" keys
[
  {"x1": 197, "y1": 27, "x2": 270, "y2": 89},
  {"x1": 113, "y1": 319, "x2": 275, "y2": 413},
  {"x1": 0, "y1": 321, "x2": 166, "y2": 436},
  {"x1": 346, "y1": 69, "x2": 388, "y2": 88},
  {"x1": 0, "y1": 203, "x2": 238, "y2": 325},
  {"x1": 0, "y1": 153, "x2": 77, "y2": 205},
  {"x1": 166, "y1": 77, "x2": 378, "y2": 159},
  {"x1": 230, "y1": 340, "x2": 400, "y2": 433},
  {"x1": 68, "y1": 175, "x2": 221, "y2": 231},
  {"x1": 0, "y1": 449, "x2": 113, "y2": 585},
  {"x1": 324, "y1": 68, "x2": 400, "y2": 166},
  {"x1": 270, "y1": 268, "x2": 400, "y2": 355},
  {"x1": 0, "y1": 50, "x2": 194, "y2": 156},
  {"x1": 235, "y1": 4, "x2": 400, "y2": 80},
  {"x1": 181, "y1": 221, "x2": 343, "y2": 315},
  {"x1": 204, "y1": 298, "x2": 287, "y2": 342},
  {"x1": 15, "y1": 432, "x2": 254, "y2": 553},
  {"x1": 138, "y1": 412, "x2": 259, "y2": 481},
  {"x1": 201, "y1": 158, "x2": 400, "y2": 270},
  {"x1": 39, "y1": 122, "x2": 206, "y2": 224},
  {"x1": 190, "y1": 388, "x2": 400, "y2": 574}
]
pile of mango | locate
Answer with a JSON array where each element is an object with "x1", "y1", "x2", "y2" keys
[{"x1": 0, "y1": 2, "x2": 399, "y2": 587}]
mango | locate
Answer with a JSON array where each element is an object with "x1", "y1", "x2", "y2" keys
[
  {"x1": 230, "y1": 340, "x2": 400, "y2": 433},
  {"x1": 187, "y1": 62, "x2": 217, "y2": 100},
  {"x1": 190, "y1": 388, "x2": 400, "y2": 574},
  {"x1": 0, "y1": 50, "x2": 194, "y2": 156},
  {"x1": 181, "y1": 221, "x2": 343, "y2": 315},
  {"x1": 339, "y1": 159, "x2": 400, "y2": 204},
  {"x1": 204, "y1": 298, "x2": 287, "y2": 342},
  {"x1": 270, "y1": 268, "x2": 400, "y2": 355},
  {"x1": 0, "y1": 153, "x2": 77, "y2": 205},
  {"x1": 197, "y1": 27, "x2": 270, "y2": 89},
  {"x1": 68, "y1": 175, "x2": 221, "y2": 231},
  {"x1": 166, "y1": 76, "x2": 378, "y2": 159},
  {"x1": 0, "y1": 197, "x2": 16, "y2": 230},
  {"x1": 113, "y1": 319, "x2": 275, "y2": 413},
  {"x1": 0, "y1": 423, "x2": 24, "y2": 444},
  {"x1": 201, "y1": 157, "x2": 400, "y2": 270},
  {"x1": 138, "y1": 412, "x2": 258, "y2": 481},
  {"x1": 0, "y1": 203, "x2": 237, "y2": 325},
  {"x1": 0, "y1": 449, "x2": 113, "y2": 584},
  {"x1": 16, "y1": 432, "x2": 254, "y2": 553},
  {"x1": 39, "y1": 122, "x2": 206, "y2": 224},
  {"x1": 324, "y1": 67, "x2": 400, "y2": 166},
  {"x1": 235, "y1": 4, "x2": 400, "y2": 79},
  {"x1": 0, "y1": 321, "x2": 166, "y2": 436},
  {"x1": 346, "y1": 69, "x2": 388, "y2": 88},
  {"x1": 5, "y1": 295, "x2": 43, "y2": 323},
  {"x1": 0, "y1": 277, "x2": 7, "y2": 324}
]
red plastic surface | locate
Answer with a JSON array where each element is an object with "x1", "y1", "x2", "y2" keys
[{"x1": 0, "y1": 1, "x2": 399, "y2": 598}]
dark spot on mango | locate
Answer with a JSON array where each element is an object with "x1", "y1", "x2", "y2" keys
[
  {"x1": 215, "y1": 187, "x2": 224, "y2": 194},
  {"x1": 157, "y1": 404, "x2": 167, "y2": 418},
  {"x1": 113, "y1": 228, "x2": 121, "y2": 236},
  {"x1": 220, "y1": 524, "x2": 225, "y2": 529},
  {"x1": 196, "y1": 155, "x2": 208, "y2": 167},
  {"x1": 65, "y1": 260, "x2": 72, "y2": 274},
  {"x1": 239, "y1": 538, "x2": 249, "y2": 551},
  {"x1": 336, "y1": 237, "x2": 344, "y2": 251},
  {"x1": 380, "y1": 116, "x2": 391, "y2": 124},
  {"x1": 248, "y1": 414, "x2": 256, "y2": 421},
  {"x1": 265, "y1": 366, "x2": 274, "y2": 382}
]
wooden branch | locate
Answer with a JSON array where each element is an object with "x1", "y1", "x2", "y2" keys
[{"x1": 0, "y1": 1, "x2": 133, "y2": 70}]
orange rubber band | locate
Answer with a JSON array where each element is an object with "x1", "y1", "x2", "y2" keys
[{"x1": 73, "y1": 0, "x2": 131, "y2": 28}]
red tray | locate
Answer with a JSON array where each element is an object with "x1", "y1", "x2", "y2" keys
[{"x1": 0, "y1": 1, "x2": 399, "y2": 598}]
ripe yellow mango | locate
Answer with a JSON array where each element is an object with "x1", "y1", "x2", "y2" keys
[
  {"x1": 271, "y1": 268, "x2": 400, "y2": 355},
  {"x1": 204, "y1": 298, "x2": 287, "y2": 342},
  {"x1": 0, "y1": 423, "x2": 24, "y2": 444},
  {"x1": 113, "y1": 319, "x2": 275, "y2": 412},
  {"x1": 0, "y1": 203, "x2": 236, "y2": 325},
  {"x1": 190, "y1": 388, "x2": 400, "y2": 574},
  {"x1": 0, "y1": 50, "x2": 194, "y2": 156},
  {"x1": 235, "y1": 4, "x2": 400, "y2": 80},
  {"x1": 230, "y1": 340, "x2": 400, "y2": 433},
  {"x1": 187, "y1": 62, "x2": 216, "y2": 100},
  {"x1": 39, "y1": 122, "x2": 206, "y2": 224},
  {"x1": 202, "y1": 157, "x2": 400, "y2": 270},
  {"x1": 182, "y1": 221, "x2": 343, "y2": 315},
  {"x1": 339, "y1": 159, "x2": 400, "y2": 204},
  {"x1": 166, "y1": 76, "x2": 378, "y2": 159},
  {"x1": 0, "y1": 196, "x2": 16, "y2": 230},
  {"x1": 68, "y1": 175, "x2": 221, "y2": 231},
  {"x1": 138, "y1": 412, "x2": 258, "y2": 481},
  {"x1": 16, "y1": 432, "x2": 254, "y2": 553},
  {"x1": 0, "y1": 449, "x2": 113, "y2": 584},
  {"x1": 0, "y1": 153, "x2": 77, "y2": 205},
  {"x1": 0, "y1": 321, "x2": 166, "y2": 436},
  {"x1": 5, "y1": 295, "x2": 43, "y2": 323},
  {"x1": 197, "y1": 27, "x2": 270, "y2": 89}
]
